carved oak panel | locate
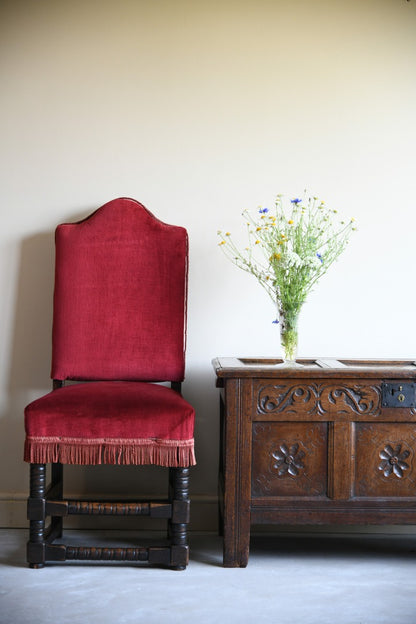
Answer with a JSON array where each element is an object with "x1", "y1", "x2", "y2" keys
[
  {"x1": 256, "y1": 383, "x2": 381, "y2": 418},
  {"x1": 354, "y1": 423, "x2": 416, "y2": 498},
  {"x1": 251, "y1": 422, "x2": 328, "y2": 498}
]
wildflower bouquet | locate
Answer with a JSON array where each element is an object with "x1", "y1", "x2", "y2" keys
[{"x1": 218, "y1": 193, "x2": 356, "y2": 363}]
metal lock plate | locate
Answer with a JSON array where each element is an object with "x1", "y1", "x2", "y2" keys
[{"x1": 381, "y1": 381, "x2": 416, "y2": 408}]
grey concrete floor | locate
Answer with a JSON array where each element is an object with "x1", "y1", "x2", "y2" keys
[{"x1": 1, "y1": 529, "x2": 416, "y2": 624}]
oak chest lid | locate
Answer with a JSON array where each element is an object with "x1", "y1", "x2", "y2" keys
[{"x1": 212, "y1": 357, "x2": 416, "y2": 382}]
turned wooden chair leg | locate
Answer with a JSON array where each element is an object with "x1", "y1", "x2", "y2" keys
[
  {"x1": 168, "y1": 467, "x2": 190, "y2": 570},
  {"x1": 27, "y1": 463, "x2": 46, "y2": 568},
  {"x1": 51, "y1": 462, "x2": 63, "y2": 538}
]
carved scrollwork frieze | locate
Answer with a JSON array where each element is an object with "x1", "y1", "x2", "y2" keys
[
  {"x1": 257, "y1": 383, "x2": 381, "y2": 417},
  {"x1": 258, "y1": 384, "x2": 320, "y2": 415},
  {"x1": 321, "y1": 384, "x2": 381, "y2": 416}
]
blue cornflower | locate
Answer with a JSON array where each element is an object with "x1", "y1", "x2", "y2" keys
[
  {"x1": 291, "y1": 198, "x2": 302, "y2": 205},
  {"x1": 272, "y1": 319, "x2": 279, "y2": 324},
  {"x1": 259, "y1": 207, "x2": 269, "y2": 214},
  {"x1": 316, "y1": 253, "x2": 323, "y2": 263}
]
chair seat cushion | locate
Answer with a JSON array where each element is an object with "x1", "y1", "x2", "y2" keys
[{"x1": 24, "y1": 381, "x2": 195, "y2": 467}]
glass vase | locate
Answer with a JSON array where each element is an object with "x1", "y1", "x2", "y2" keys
[{"x1": 278, "y1": 304, "x2": 301, "y2": 365}]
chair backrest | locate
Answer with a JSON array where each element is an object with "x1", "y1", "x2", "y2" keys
[{"x1": 51, "y1": 198, "x2": 189, "y2": 382}]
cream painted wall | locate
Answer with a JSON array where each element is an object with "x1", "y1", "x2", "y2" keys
[{"x1": 1, "y1": 0, "x2": 415, "y2": 528}]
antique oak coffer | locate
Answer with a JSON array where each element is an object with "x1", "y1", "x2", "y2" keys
[{"x1": 212, "y1": 357, "x2": 416, "y2": 567}]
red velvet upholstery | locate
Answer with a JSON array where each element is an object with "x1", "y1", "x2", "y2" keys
[
  {"x1": 24, "y1": 382, "x2": 195, "y2": 466},
  {"x1": 51, "y1": 198, "x2": 188, "y2": 382},
  {"x1": 24, "y1": 198, "x2": 195, "y2": 468}
]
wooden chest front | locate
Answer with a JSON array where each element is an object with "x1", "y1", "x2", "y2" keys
[
  {"x1": 251, "y1": 371, "x2": 416, "y2": 507},
  {"x1": 213, "y1": 357, "x2": 416, "y2": 566}
]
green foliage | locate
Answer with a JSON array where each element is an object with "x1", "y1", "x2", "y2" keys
[{"x1": 218, "y1": 193, "x2": 357, "y2": 319}]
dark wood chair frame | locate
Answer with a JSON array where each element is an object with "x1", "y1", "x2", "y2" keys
[{"x1": 27, "y1": 380, "x2": 191, "y2": 570}]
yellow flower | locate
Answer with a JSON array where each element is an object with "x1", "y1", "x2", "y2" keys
[
  {"x1": 255, "y1": 240, "x2": 260, "y2": 244},
  {"x1": 225, "y1": 231, "x2": 231, "y2": 236},
  {"x1": 218, "y1": 241, "x2": 226, "y2": 246},
  {"x1": 288, "y1": 220, "x2": 294, "y2": 225}
]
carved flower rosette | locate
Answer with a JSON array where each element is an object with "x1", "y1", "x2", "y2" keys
[
  {"x1": 272, "y1": 443, "x2": 305, "y2": 477},
  {"x1": 378, "y1": 444, "x2": 410, "y2": 479}
]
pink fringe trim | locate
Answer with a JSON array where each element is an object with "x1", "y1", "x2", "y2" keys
[{"x1": 24, "y1": 436, "x2": 196, "y2": 467}]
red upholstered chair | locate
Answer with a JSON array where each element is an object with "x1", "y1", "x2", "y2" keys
[{"x1": 24, "y1": 198, "x2": 196, "y2": 570}]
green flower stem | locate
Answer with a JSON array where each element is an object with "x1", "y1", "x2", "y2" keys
[
  {"x1": 280, "y1": 326, "x2": 298, "y2": 362},
  {"x1": 279, "y1": 302, "x2": 301, "y2": 362}
]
